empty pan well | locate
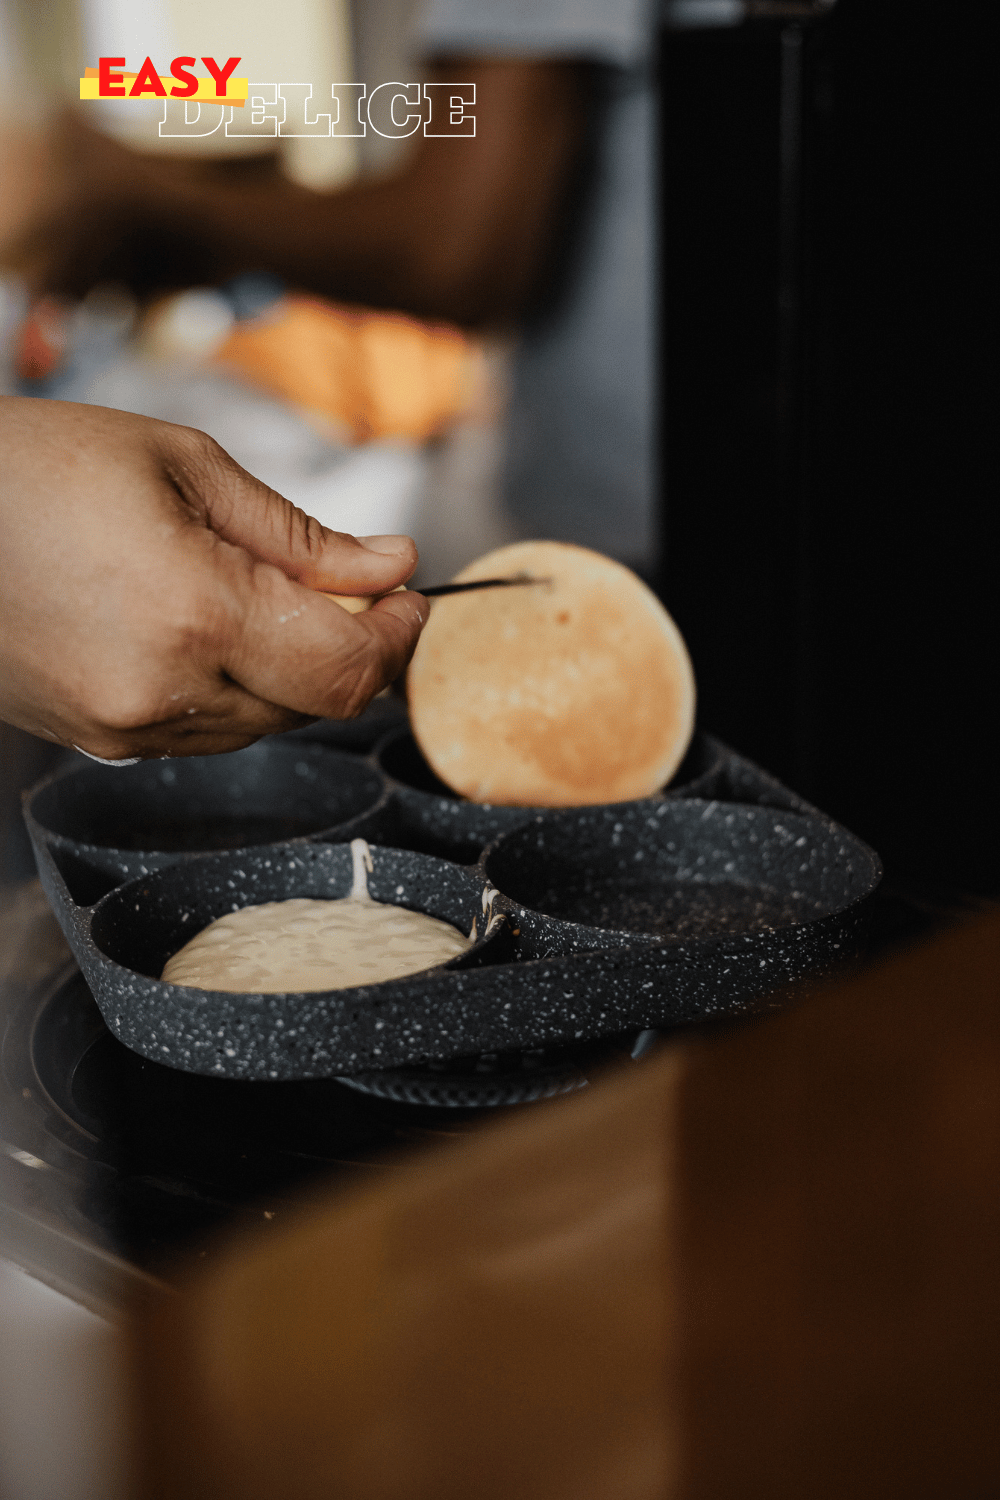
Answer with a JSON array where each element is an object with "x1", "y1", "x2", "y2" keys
[
  {"x1": 379, "y1": 726, "x2": 726, "y2": 802},
  {"x1": 375, "y1": 727, "x2": 729, "y2": 863},
  {"x1": 484, "y1": 801, "x2": 881, "y2": 945},
  {"x1": 26, "y1": 740, "x2": 387, "y2": 876}
]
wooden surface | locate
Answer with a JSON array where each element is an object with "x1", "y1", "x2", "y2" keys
[
  {"x1": 675, "y1": 910, "x2": 1000, "y2": 1497},
  {"x1": 129, "y1": 1052, "x2": 673, "y2": 1500},
  {"x1": 128, "y1": 911, "x2": 1000, "y2": 1497}
]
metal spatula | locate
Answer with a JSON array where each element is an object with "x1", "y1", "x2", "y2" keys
[{"x1": 418, "y1": 572, "x2": 549, "y2": 598}]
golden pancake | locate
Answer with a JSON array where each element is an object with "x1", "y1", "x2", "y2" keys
[{"x1": 407, "y1": 540, "x2": 696, "y2": 806}]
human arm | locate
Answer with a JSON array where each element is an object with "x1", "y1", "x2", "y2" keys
[
  {"x1": 0, "y1": 397, "x2": 425, "y2": 760},
  {"x1": 14, "y1": 59, "x2": 589, "y2": 328}
]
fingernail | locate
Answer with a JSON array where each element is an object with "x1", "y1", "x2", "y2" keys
[{"x1": 358, "y1": 534, "x2": 412, "y2": 556}]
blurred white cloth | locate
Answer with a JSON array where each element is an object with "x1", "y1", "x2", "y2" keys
[
  {"x1": 0, "y1": 1261, "x2": 127, "y2": 1500},
  {"x1": 75, "y1": 0, "x2": 357, "y2": 185}
]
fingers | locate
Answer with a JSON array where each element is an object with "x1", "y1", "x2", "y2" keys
[
  {"x1": 64, "y1": 681, "x2": 314, "y2": 762},
  {"x1": 1, "y1": 399, "x2": 422, "y2": 765},
  {"x1": 219, "y1": 554, "x2": 427, "y2": 720},
  {"x1": 369, "y1": 586, "x2": 429, "y2": 634},
  {"x1": 157, "y1": 429, "x2": 427, "y2": 720},
  {"x1": 161, "y1": 429, "x2": 419, "y2": 595}
]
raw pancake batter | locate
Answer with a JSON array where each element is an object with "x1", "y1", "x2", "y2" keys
[{"x1": 161, "y1": 841, "x2": 472, "y2": 993}]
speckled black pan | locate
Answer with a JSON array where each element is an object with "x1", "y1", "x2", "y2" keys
[
  {"x1": 23, "y1": 739, "x2": 391, "y2": 883},
  {"x1": 28, "y1": 796, "x2": 880, "y2": 1080},
  {"x1": 482, "y1": 799, "x2": 881, "y2": 958},
  {"x1": 31, "y1": 839, "x2": 517, "y2": 1079},
  {"x1": 286, "y1": 693, "x2": 409, "y2": 754},
  {"x1": 372, "y1": 725, "x2": 729, "y2": 863}
]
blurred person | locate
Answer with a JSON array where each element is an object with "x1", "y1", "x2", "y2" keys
[
  {"x1": 11, "y1": 0, "x2": 657, "y2": 572},
  {"x1": 0, "y1": 0, "x2": 60, "y2": 370},
  {"x1": 0, "y1": 395, "x2": 426, "y2": 759}
]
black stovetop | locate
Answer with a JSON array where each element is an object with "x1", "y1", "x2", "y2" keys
[
  {"x1": 1, "y1": 881, "x2": 650, "y2": 1312},
  {"x1": 2, "y1": 868, "x2": 986, "y2": 1317}
]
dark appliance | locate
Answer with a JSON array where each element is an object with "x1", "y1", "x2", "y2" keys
[{"x1": 659, "y1": 0, "x2": 998, "y2": 895}]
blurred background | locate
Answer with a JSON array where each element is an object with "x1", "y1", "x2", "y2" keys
[
  {"x1": 0, "y1": 0, "x2": 513, "y2": 589},
  {"x1": 658, "y1": 0, "x2": 996, "y2": 903},
  {"x1": 3, "y1": 0, "x2": 995, "y2": 903},
  {"x1": 0, "y1": 0, "x2": 996, "y2": 1493}
]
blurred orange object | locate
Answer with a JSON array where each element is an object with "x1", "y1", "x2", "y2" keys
[
  {"x1": 213, "y1": 297, "x2": 483, "y2": 443},
  {"x1": 13, "y1": 296, "x2": 72, "y2": 382}
]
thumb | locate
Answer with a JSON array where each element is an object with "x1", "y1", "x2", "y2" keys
[
  {"x1": 219, "y1": 563, "x2": 427, "y2": 721},
  {"x1": 162, "y1": 428, "x2": 419, "y2": 595}
]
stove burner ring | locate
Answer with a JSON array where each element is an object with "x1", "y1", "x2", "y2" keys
[
  {"x1": 335, "y1": 1065, "x2": 585, "y2": 1109},
  {"x1": 336, "y1": 1031, "x2": 659, "y2": 1108}
]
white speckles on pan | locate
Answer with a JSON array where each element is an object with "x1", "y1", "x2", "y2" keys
[
  {"x1": 372, "y1": 725, "x2": 732, "y2": 863},
  {"x1": 27, "y1": 766, "x2": 881, "y2": 1078},
  {"x1": 25, "y1": 724, "x2": 734, "y2": 890},
  {"x1": 482, "y1": 800, "x2": 878, "y2": 949},
  {"x1": 161, "y1": 840, "x2": 474, "y2": 994},
  {"x1": 23, "y1": 739, "x2": 393, "y2": 883}
]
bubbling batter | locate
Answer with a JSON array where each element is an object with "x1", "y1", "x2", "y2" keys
[{"x1": 161, "y1": 840, "x2": 473, "y2": 993}]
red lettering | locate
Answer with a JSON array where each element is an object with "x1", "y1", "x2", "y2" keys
[
  {"x1": 201, "y1": 56, "x2": 240, "y2": 98},
  {"x1": 169, "y1": 56, "x2": 198, "y2": 98},
  {"x1": 128, "y1": 56, "x2": 167, "y2": 98},
  {"x1": 98, "y1": 56, "x2": 126, "y2": 97}
]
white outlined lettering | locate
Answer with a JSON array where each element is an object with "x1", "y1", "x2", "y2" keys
[
  {"x1": 331, "y1": 83, "x2": 366, "y2": 137},
  {"x1": 156, "y1": 82, "x2": 476, "y2": 143},
  {"x1": 159, "y1": 100, "x2": 225, "y2": 136},
  {"x1": 367, "y1": 81, "x2": 421, "y2": 139},
  {"x1": 226, "y1": 82, "x2": 281, "y2": 137},
  {"x1": 278, "y1": 84, "x2": 332, "y2": 138},
  {"x1": 423, "y1": 82, "x2": 475, "y2": 137}
]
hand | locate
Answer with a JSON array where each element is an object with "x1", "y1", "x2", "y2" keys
[{"x1": 0, "y1": 397, "x2": 426, "y2": 759}]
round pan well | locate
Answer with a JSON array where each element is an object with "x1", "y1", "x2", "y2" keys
[
  {"x1": 26, "y1": 740, "x2": 386, "y2": 878},
  {"x1": 375, "y1": 724, "x2": 728, "y2": 864},
  {"x1": 484, "y1": 800, "x2": 881, "y2": 946},
  {"x1": 77, "y1": 844, "x2": 512, "y2": 1078}
]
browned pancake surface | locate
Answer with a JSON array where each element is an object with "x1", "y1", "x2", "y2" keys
[{"x1": 407, "y1": 541, "x2": 696, "y2": 806}]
